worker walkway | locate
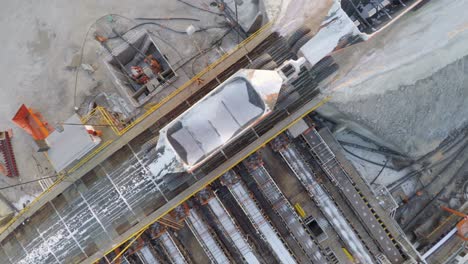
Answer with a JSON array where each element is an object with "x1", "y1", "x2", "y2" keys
[
  {"x1": 275, "y1": 141, "x2": 374, "y2": 264},
  {"x1": 246, "y1": 160, "x2": 326, "y2": 263},
  {"x1": 206, "y1": 196, "x2": 260, "y2": 264},
  {"x1": 302, "y1": 127, "x2": 405, "y2": 263},
  {"x1": 159, "y1": 232, "x2": 188, "y2": 264},
  {"x1": 185, "y1": 209, "x2": 230, "y2": 264},
  {"x1": 223, "y1": 171, "x2": 298, "y2": 264}
]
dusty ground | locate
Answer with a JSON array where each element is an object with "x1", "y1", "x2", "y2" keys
[
  {"x1": 320, "y1": 0, "x2": 468, "y2": 158},
  {"x1": 0, "y1": 0, "x2": 237, "y2": 209}
]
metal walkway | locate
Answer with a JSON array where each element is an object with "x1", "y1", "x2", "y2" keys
[
  {"x1": 247, "y1": 163, "x2": 326, "y2": 263},
  {"x1": 159, "y1": 232, "x2": 188, "y2": 264},
  {"x1": 185, "y1": 209, "x2": 230, "y2": 264},
  {"x1": 206, "y1": 196, "x2": 260, "y2": 264},
  {"x1": 303, "y1": 127, "x2": 405, "y2": 263},
  {"x1": 224, "y1": 171, "x2": 298, "y2": 264},
  {"x1": 277, "y1": 143, "x2": 374, "y2": 263}
]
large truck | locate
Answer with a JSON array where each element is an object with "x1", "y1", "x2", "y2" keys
[{"x1": 148, "y1": 58, "x2": 305, "y2": 178}]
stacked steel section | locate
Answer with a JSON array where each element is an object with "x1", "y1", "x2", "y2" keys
[
  {"x1": 302, "y1": 127, "x2": 405, "y2": 263},
  {"x1": 244, "y1": 153, "x2": 326, "y2": 263},
  {"x1": 271, "y1": 135, "x2": 374, "y2": 263},
  {"x1": 222, "y1": 171, "x2": 298, "y2": 264},
  {"x1": 185, "y1": 208, "x2": 230, "y2": 264},
  {"x1": 198, "y1": 188, "x2": 260, "y2": 264}
]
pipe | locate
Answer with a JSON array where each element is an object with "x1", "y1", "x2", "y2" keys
[
  {"x1": 135, "y1": 17, "x2": 200, "y2": 22},
  {"x1": 441, "y1": 206, "x2": 467, "y2": 218},
  {"x1": 421, "y1": 227, "x2": 457, "y2": 260}
]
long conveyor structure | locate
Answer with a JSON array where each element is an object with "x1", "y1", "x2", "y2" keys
[
  {"x1": 274, "y1": 138, "x2": 375, "y2": 264},
  {"x1": 302, "y1": 127, "x2": 405, "y2": 263},
  {"x1": 206, "y1": 195, "x2": 260, "y2": 264},
  {"x1": 185, "y1": 208, "x2": 231, "y2": 264},
  {"x1": 159, "y1": 232, "x2": 189, "y2": 264},
  {"x1": 243, "y1": 155, "x2": 327, "y2": 263},
  {"x1": 138, "y1": 246, "x2": 160, "y2": 264},
  {"x1": 222, "y1": 171, "x2": 298, "y2": 264}
]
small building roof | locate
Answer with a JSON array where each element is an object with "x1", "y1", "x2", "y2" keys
[{"x1": 46, "y1": 114, "x2": 101, "y2": 172}]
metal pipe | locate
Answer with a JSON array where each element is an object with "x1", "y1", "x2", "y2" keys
[{"x1": 441, "y1": 206, "x2": 467, "y2": 218}]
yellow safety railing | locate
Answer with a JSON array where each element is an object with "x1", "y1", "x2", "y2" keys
[
  {"x1": 95, "y1": 96, "x2": 331, "y2": 263},
  {"x1": 95, "y1": 106, "x2": 121, "y2": 136},
  {"x1": 0, "y1": 170, "x2": 66, "y2": 234},
  {"x1": 67, "y1": 140, "x2": 113, "y2": 174},
  {"x1": 0, "y1": 106, "x2": 112, "y2": 235},
  {"x1": 0, "y1": 141, "x2": 114, "y2": 235},
  {"x1": 80, "y1": 107, "x2": 99, "y2": 124},
  {"x1": 116, "y1": 21, "x2": 273, "y2": 136},
  {"x1": 0, "y1": 21, "x2": 273, "y2": 239}
]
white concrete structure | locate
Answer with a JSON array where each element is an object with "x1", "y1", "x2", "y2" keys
[
  {"x1": 279, "y1": 144, "x2": 374, "y2": 263},
  {"x1": 186, "y1": 209, "x2": 230, "y2": 264},
  {"x1": 207, "y1": 196, "x2": 260, "y2": 264},
  {"x1": 159, "y1": 232, "x2": 188, "y2": 264},
  {"x1": 46, "y1": 114, "x2": 101, "y2": 172},
  {"x1": 225, "y1": 172, "x2": 298, "y2": 264}
]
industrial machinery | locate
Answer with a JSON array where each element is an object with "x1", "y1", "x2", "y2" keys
[
  {"x1": 98, "y1": 28, "x2": 178, "y2": 108},
  {"x1": 149, "y1": 58, "x2": 306, "y2": 178},
  {"x1": 12, "y1": 104, "x2": 53, "y2": 141}
]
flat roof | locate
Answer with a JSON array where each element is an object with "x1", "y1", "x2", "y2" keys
[{"x1": 46, "y1": 114, "x2": 101, "y2": 172}]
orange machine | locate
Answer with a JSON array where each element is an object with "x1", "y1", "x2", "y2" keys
[
  {"x1": 441, "y1": 206, "x2": 468, "y2": 241},
  {"x1": 12, "y1": 104, "x2": 53, "y2": 140}
]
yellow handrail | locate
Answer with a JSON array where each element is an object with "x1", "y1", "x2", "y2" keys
[{"x1": 95, "y1": 96, "x2": 330, "y2": 262}]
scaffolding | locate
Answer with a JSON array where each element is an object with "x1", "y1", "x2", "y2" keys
[
  {"x1": 206, "y1": 194, "x2": 260, "y2": 264},
  {"x1": 273, "y1": 138, "x2": 374, "y2": 264},
  {"x1": 185, "y1": 208, "x2": 230, "y2": 264},
  {"x1": 159, "y1": 232, "x2": 189, "y2": 264},
  {"x1": 244, "y1": 155, "x2": 326, "y2": 263},
  {"x1": 303, "y1": 127, "x2": 404, "y2": 263},
  {"x1": 222, "y1": 171, "x2": 298, "y2": 264}
]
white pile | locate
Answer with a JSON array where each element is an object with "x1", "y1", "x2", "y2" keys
[{"x1": 264, "y1": 0, "x2": 334, "y2": 36}]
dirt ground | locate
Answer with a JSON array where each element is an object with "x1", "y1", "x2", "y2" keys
[{"x1": 0, "y1": 0, "x2": 236, "y2": 209}]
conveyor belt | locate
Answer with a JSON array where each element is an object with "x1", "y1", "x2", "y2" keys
[
  {"x1": 225, "y1": 172, "x2": 298, "y2": 264},
  {"x1": 303, "y1": 128, "x2": 405, "y2": 263},
  {"x1": 248, "y1": 165, "x2": 326, "y2": 263},
  {"x1": 278, "y1": 144, "x2": 374, "y2": 263},
  {"x1": 207, "y1": 196, "x2": 260, "y2": 264},
  {"x1": 159, "y1": 232, "x2": 188, "y2": 264},
  {"x1": 185, "y1": 209, "x2": 230, "y2": 264},
  {"x1": 138, "y1": 246, "x2": 160, "y2": 264}
]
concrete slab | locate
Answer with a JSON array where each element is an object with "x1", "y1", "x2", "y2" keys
[
  {"x1": 0, "y1": 0, "x2": 237, "y2": 206},
  {"x1": 46, "y1": 114, "x2": 101, "y2": 172}
]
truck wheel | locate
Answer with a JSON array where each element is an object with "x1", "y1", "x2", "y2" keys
[
  {"x1": 250, "y1": 53, "x2": 273, "y2": 69},
  {"x1": 288, "y1": 26, "x2": 311, "y2": 48}
]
